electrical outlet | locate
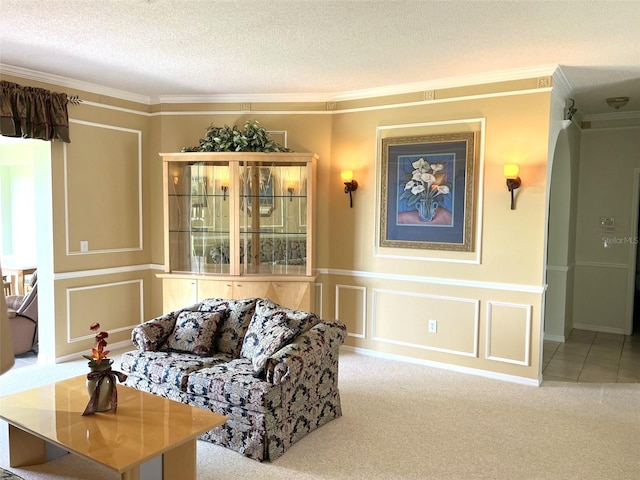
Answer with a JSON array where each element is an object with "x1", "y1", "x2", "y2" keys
[
  {"x1": 428, "y1": 319, "x2": 437, "y2": 333},
  {"x1": 80, "y1": 241, "x2": 89, "y2": 252}
]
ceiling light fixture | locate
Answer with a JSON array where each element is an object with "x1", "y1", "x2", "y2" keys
[{"x1": 606, "y1": 97, "x2": 630, "y2": 110}]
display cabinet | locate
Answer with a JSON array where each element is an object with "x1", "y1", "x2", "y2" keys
[{"x1": 158, "y1": 151, "x2": 317, "y2": 311}]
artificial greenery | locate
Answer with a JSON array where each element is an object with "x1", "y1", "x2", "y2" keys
[{"x1": 182, "y1": 120, "x2": 290, "y2": 153}]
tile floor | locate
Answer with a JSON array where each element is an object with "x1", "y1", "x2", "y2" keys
[{"x1": 543, "y1": 329, "x2": 640, "y2": 383}]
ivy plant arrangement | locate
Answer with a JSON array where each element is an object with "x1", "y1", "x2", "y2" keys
[{"x1": 182, "y1": 120, "x2": 290, "y2": 153}]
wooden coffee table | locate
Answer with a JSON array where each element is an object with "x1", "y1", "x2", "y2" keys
[{"x1": 0, "y1": 375, "x2": 226, "y2": 479}]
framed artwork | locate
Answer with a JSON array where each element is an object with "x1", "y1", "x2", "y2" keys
[{"x1": 379, "y1": 132, "x2": 476, "y2": 251}]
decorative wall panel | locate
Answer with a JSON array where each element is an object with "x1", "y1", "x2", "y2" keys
[
  {"x1": 485, "y1": 301, "x2": 531, "y2": 366},
  {"x1": 372, "y1": 289, "x2": 479, "y2": 357}
]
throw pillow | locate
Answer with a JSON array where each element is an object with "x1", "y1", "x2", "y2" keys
[
  {"x1": 165, "y1": 311, "x2": 222, "y2": 356},
  {"x1": 198, "y1": 298, "x2": 258, "y2": 357},
  {"x1": 240, "y1": 298, "x2": 319, "y2": 360},
  {"x1": 251, "y1": 323, "x2": 299, "y2": 376}
]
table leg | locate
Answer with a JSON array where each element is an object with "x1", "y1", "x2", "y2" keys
[
  {"x1": 162, "y1": 440, "x2": 196, "y2": 480},
  {"x1": 8, "y1": 424, "x2": 46, "y2": 467}
]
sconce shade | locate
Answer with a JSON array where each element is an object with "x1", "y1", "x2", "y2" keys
[
  {"x1": 503, "y1": 164, "x2": 520, "y2": 179},
  {"x1": 340, "y1": 170, "x2": 353, "y2": 182}
]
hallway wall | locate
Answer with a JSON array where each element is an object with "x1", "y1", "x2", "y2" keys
[{"x1": 573, "y1": 126, "x2": 640, "y2": 334}]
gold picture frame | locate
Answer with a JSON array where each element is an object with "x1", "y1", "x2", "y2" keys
[{"x1": 379, "y1": 132, "x2": 476, "y2": 251}]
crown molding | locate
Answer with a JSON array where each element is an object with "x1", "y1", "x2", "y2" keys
[
  {"x1": 0, "y1": 63, "x2": 152, "y2": 105},
  {"x1": 551, "y1": 67, "x2": 573, "y2": 101},
  {"x1": 154, "y1": 92, "x2": 333, "y2": 104},
  {"x1": 328, "y1": 64, "x2": 560, "y2": 102},
  {"x1": 582, "y1": 110, "x2": 640, "y2": 122},
  {"x1": 2, "y1": 63, "x2": 559, "y2": 106},
  {"x1": 157, "y1": 65, "x2": 560, "y2": 104}
]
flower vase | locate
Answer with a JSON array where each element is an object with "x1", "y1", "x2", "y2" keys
[
  {"x1": 416, "y1": 197, "x2": 438, "y2": 222},
  {"x1": 86, "y1": 363, "x2": 114, "y2": 412}
]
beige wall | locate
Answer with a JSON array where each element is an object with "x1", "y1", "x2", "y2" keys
[
  {"x1": 573, "y1": 126, "x2": 640, "y2": 334},
  {"x1": 4, "y1": 74, "x2": 555, "y2": 383},
  {"x1": 326, "y1": 85, "x2": 551, "y2": 382}
]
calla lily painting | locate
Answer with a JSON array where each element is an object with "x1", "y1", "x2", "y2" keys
[{"x1": 379, "y1": 132, "x2": 476, "y2": 252}]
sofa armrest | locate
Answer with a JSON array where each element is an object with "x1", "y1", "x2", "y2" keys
[
  {"x1": 131, "y1": 304, "x2": 199, "y2": 351},
  {"x1": 265, "y1": 320, "x2": 346, "y2": 385}
]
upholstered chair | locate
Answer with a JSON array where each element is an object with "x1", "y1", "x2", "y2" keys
[{"x1": 5, "y1": 271, "x2": 38, "y2": 355}]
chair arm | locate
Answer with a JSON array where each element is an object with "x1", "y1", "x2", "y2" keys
[
  {"x1": 265, "y1": 320, "x2": 346, "y2": 385},
  {"x1": 131, "y1": 304, "x2": 198, "y2": 351},
  {"x1": 5, "y1": 295, "x2": 24, "y2": 310}
]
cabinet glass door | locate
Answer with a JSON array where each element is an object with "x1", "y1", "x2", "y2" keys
[
  {"x1": 239, "y1": 161, "x2": 308, "y2": 275},
  {"x1": 167, "y1": 161, "x2": 230, "y2": 274}
]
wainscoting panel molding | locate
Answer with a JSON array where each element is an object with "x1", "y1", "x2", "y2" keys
[
  {"x1": 485, "y1": 301, "x2": 532, "y2": 366},
  {"x1": 372, "y1": 289, "x2": 479, "y2": 357},
  {"x1": 64, "y1": 120, "x2": 143, "y2": 255},
  {"x1": 314, "y1": 282, "x2": 323, "y2": 319},
  {"x1": 335, "y1": 284, "x2": 367, "y2": 339},
  {"x1": 66, "y1": 279, "x2": 144, "y2": 343}
]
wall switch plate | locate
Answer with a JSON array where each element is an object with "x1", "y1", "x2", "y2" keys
[
  {"x1": 428, "y1": 319, "x2": 437, "y2": 333},
  {"x1": 80, "y1": 241, "x2": 88, "y2": 252}
]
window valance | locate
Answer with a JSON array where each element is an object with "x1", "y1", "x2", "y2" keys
[{"x1": 0, "y1": 80, "x2": 71, "y2": 143}]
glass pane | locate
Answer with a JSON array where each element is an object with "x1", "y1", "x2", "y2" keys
[
  {"x1": 167, "y1": 161, "x2": 230, "y2": 274},
  {"x1": 239, "y1": 161, "x2": 308, "y2": 275}
]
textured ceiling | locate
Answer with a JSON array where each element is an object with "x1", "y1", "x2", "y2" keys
[{"x1": 1, "y1": 0, "x2": 640, "y2": 117}]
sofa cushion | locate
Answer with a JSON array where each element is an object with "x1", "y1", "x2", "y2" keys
[
  {"x1": 186, "y1": 358, "x2": 283, "y2": 413},
  {"x1": 120, "y1": 350, "x2": 231, "y2": 391},
  {"x1": 251, "y1": 323, "x2": 299, "y2": 376},
  {"x1": 240, "y1": 299, "x2": 319, "y2": 360},
  {"x1": 198, "y1": 298, "x2": 258, "y2": 357},
  {"x1": 165, "y1": 311, "x2": 222, "y2": 356}
]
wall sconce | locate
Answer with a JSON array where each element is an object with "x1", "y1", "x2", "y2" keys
[
  {"x1": 504, "y1": 164, "x2": 521, "y2": 210},
  {"x1": 216, "y1": 167, "x2": 229, "y2": 201},
  {"x1": 341, "y1": 170, "x2": 358, "y2": 208},
  {"x1": 287, "y1": 182, "x2": 297, "y2": 201},
  {"x1": 172, "y1": 175, "x2": 179, "y2": 186}
]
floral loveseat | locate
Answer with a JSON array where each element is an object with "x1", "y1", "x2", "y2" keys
[{"x1": 120, "y1": 297, "x2": 346, "y2": 461}]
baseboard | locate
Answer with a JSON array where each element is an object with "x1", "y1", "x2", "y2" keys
[
  {"x1": 572, "y1": 323, "x2": 627, "y2": 335},
  {"x1": 544, "y1": 333, "x2": 565, "y2": 342},
  {"x1": 340, "y1": 345, "x2": 540, "y2": 387}
]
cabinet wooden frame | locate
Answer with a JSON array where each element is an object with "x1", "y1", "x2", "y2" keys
[{"x1": 160, "y1": 151, "x2": 318, "y2": 310}]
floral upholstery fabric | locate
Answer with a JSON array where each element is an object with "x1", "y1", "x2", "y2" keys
[
  {"x1": 187, "y1": 358, "x2": 284, "y2": 413},
  {"x1": 198, "y1": 298, "x2": 257, "y2": 357},
  {"x1": 240, "y1": 298, "x2": 319, "y2": 360},
  {"x1": 131, "y1": 305, "x2": 197, "y2": 351},
  {"x1": 166, "y1": 311, "x2": 222, "y2": 356},
  {"x1": 0, "y1": 469, "x2": 23, "y2": 480},
  {"x1": 121, "y1": 298, "x2": 346, "y2": 461},
  {"x1": 251, "y1": 324, "x2": 298, "y2": 375},
  {"x1": 121, "y1": 350, "x2": 231, "y2": 390}
]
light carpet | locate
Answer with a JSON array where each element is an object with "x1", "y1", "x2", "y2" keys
[{"x1": 1, "y1": 348, "x2": 639, "y2": 479}]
